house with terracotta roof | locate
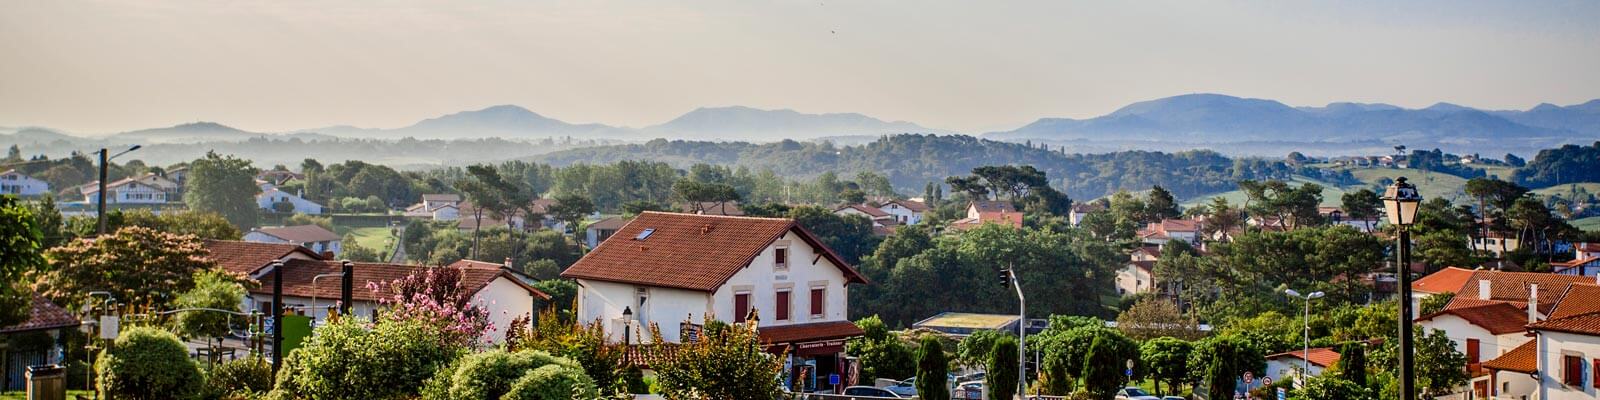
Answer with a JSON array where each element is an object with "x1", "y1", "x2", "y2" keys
[
  {"x1": 561, "y1": 212, "x2": 868, "y2": 384},
  {"x1": 244, "y1": 225, "x2": 342, "y2": 256},
  {"x1": 949, "y1": 200, "x2": 1023, "y2": 230},
  {"x1": 1069, "y1": 202, "x2": 1105, "y2": 227},
  {"x1": 877, "y1": 200, "x2": 927, "y2": 225},
  {"x1": 1265, "y1": 346, "x2": 1343, "y2": 385},
  {"x1": 834, "y1": 204, "x2": 896, "y2": 228},
  {"x1": 405, "y1": 194, "x2": 462, "y2": 221},
  {"x1": 1477, "y1": 283, "x2": 1600, "y2": 399},
  {"x1": 584, "y1": 217, "x2": 628, "y2": 249},
  {"x1": 0, "y1": 169, "x2": 49, "y2": 196},
  {"x1": 203, "y1": 240, "x2": 325, "y2": 276},
  {"x1": 457, "y1": 198, "x2": 568, "y2": 233},
  {"x1": 1137, "y1": 219, "x2": 1202, "y2": 245},
  {"x1": 0, "y1": 295, "x2": 81, "y2": 390},
  {"x1": 1576, "y1": 243, "x2": 1600, "y2": 261}
]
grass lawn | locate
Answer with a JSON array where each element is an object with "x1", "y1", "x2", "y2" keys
[
  {"x1": 0, "y1": 390, "x2": 93, "y2": 399},
  {"x1": 1343, "y1": 167, "x2": 1472, "y2": 204},
  {"x1": 1532, "y1": 182, "x2": 1600, "y2": 197},
  {"x1": 1575, "y1": 217, "x2": 1600, "y2": 232},
  {"x1": 1181, "y1": 176, "x2": 1349, "y2": 208},
  {"x1": 337, "y1": 226, "x2": 395, "y2": 253}
]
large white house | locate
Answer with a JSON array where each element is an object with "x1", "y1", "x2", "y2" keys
[
  {"x1": 244, "y1": 225, "x2": 343, "y2": 256},
  {"x1": 561, "y1": 211, "x2": 868, "y2": 390},
  {"x1": 257, "y1": 186, "x2": 324, "y2": 214},
  {"x1": 80, "y1": 174, "x2": 176, "y2": 204},
  {"x1": 878, "y1": 200, "x2": 927, "y2": 225},
  {"x1": 1481, "y1": 283, "x2": 1600, "y2": 399},
  {"x1": 0, "y1": 169, "x2": 49, "y2": 196},
  {"x1": 202, "y1": 240, "x2": 548, "y2": 343}
]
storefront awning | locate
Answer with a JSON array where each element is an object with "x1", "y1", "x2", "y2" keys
[{"x1": 759, "y1": 321, "x2": 864, "y2": 356}]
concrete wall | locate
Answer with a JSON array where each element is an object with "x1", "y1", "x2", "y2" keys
[
  {"x1": 1115, "y1": 264, "x2": 1153, "y2": 296},
  {"x1": 879, "y1": 203, "x2": 922, "y2": 225},
  {"x1": 1537, "y1": 331, "x2": 1600, "y2": 400}
]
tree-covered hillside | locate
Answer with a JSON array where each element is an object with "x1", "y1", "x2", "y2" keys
[{"x1": 529, "y1": 135, "x2": 1301, "y2": 201}]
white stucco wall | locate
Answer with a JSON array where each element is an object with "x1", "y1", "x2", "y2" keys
[
  {"x1": 473, "y1": 276, "x2": 538, "y2": 343},
  {"x1": 1115, "y1": 264, "x2": 1153, "y2": 296},
  {"x1": 1536, "y1": 330, "x2": 1600, "y2": 400},
  {"x1": 1420, "y1": 314, "x2": 1533, "y2": 366},
  {"x1": 88, "y1": 182, "x2": 167, "y2": 204},
  {"x1": 0, "y1": 172, "x2": 49, "y2": 196},
  {"x1": 257, "y1": 188, "x2": 324, "y2": 214},
  {"x1": 1265, "y1": 358, "x2": 1325, "y2": 385},
  {"x1": 879, "y1": 203, "x2": 922, "y2": 225},
  {"x1": 578, "y1": 279, "x2": 711, "y2": 344}
]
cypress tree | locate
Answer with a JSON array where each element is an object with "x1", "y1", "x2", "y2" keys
[
  {"x1": 916, "y1": 336, "x2": 950, "y2": 400},
  {"x1": 986, "y1": 336, "x2": 1019, "y2": 400}
]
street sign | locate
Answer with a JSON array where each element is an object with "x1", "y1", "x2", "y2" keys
[
  {"x1": 1277, "y1": 387, "x2": 1286, "y2": 400},
  {"x1": 829, "y1": 373, "x2": 840, "y2": 386},
  {"x1": 1243, "y1": 371, "x2": 1254, "y2": 384},
  {"x1": 98, "y1": 315, "x2": 118, "y2": 339},
  {"x1": 1125, "y1": 368, "x2": 1134, "y2": 377}
]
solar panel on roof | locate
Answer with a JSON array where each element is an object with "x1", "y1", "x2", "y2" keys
[{"x1": 635, "y1": 228, "x2": 655, "y2": 240}]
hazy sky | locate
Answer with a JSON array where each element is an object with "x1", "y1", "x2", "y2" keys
[{"x1": 2, "y1": 0, "x2": 1597, "y2": 134}]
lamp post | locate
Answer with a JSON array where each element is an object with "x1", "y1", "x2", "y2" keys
[
  {"x1": 1283, "y1": 289, "x2": 1325, "y2": 386},
  {"x1": 96, "y1": 145, "x2": 141, "y2": 234},
  {"x1": 1384, "y1": 177, "x2": 1422, "y2": 400},
  {"x1": 622, "y1": 306, "x2": 634, "y2": 344},
  {"x1": 999, "y1": 265, "x2": 1025, "y2": 397},
  {"x1": 309, "y1": 272, "x2": 345, "y2": 323},
  {"x1": 270, "y1": 260, "x2": 285, "y2": 375}
]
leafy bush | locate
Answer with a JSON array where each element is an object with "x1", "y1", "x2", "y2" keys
[
  {"x1": 422, "y1": 349, "x2": 594, "y2": 400},
  {"x1": 502, "y1": 364, "x2": 599, "y2": 400},
  {"x1": 653, "y1": 317, "x2": 785, "y2": 400},
  {"x1": 206, "y1": 356, "x2": 272, "y2": 399},
  {"x1": 97, "y1": 326, "x2": 205, "y2": 400},
  {"x1": 172, "y1": 269, "x2": 248, "y2": 340},
  {"x1": 915, "y1": 336, "x2": 949, "y2": 400},
  {"x1": 268, "y1": 317, "x2": 464, "y2": 400}
]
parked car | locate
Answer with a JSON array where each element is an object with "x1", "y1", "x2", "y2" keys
[
  {"x1": 884, "y1": 378, "x2": 917, "y2": 397},
  {"x1": 1115, "y1": 387, "x2": 1161, "y2": 400},
  {"x1": 1160, "y1": 396, "x2": 1187, "y2": 400},
  {"x1": 842, "y1": 386, "x2": 903, "y2": 398},
  {"x1": 953, "y1": 381, "x2": 984, "y2": 400}
]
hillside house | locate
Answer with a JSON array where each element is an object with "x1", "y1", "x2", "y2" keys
[
  {"x1": 878, "y1": 200, "x2": 927, "y2": 225},
  {"x1": 1138, "y1": 219, "x2": 1202, "y2": 245},
  {"x1": 0, "y1": 169, "x2": 49, "y2": 196},
  {"x1": 950, "y1": 200, "x2": 1023, "y2": 230},
  {"x1": 561, "y1": 212, "x2": 868, "y2": 388},
  {"x1": 1265, "y1": 346, "x2": 1342, "y2": 385},
  {"x1": 834, "y1": 204, "x2": 896, "y2": 227},
  {"x1": 1115, "y1": 245, "x2": 1163, "y2": 296},
  {"x1": 245, "y1": 225, "x2": 342, "y2": 256},
  {"x1": 1069, "y1": 202, "x2": 1105, "y2": 227},
  {"x1": 1470, "y1": 232, "x2": 1522, "y2": 258},
  {"x1": 406, "y1": 194, "x2": 462, "y2": 220},
  {"x1": 79, "y1": 174, "x2": 175, "y2": 204},
  {"x1": 1479, "y1": 282, "x2": 1600, "y2": 399},
  {"x1": 201, "y1": 240, "x2": 547, "y2": 343},
  {"x1": 584, "y1": 217, "x2": 627, "y2": 249},
  {"x1": 257, "y1": 186, "x2": 324, "y2": 214},
  {"x1": 457, "y1": 198, "x2": 567, "y2": 233}
]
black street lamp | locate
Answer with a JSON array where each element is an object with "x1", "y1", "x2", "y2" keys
[
  {"x1": 97, "y1": 145, "x2": 141, "y2": 234},
  {"x1": 1383, "y1": 177, "x2": 1421, "y2": 400},
  {"x1": 621, "y1": 306, "x2": 633, "y2": 344}
]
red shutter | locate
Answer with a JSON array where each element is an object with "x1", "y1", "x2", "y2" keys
[
  {"x1": 776, "y1": 291, "x2": 790, "y2": 321},
  {"x1": 1593, "y1": 359, "x2": 1600, "y2": 389},
  {"x1": 1466, "y1": 338, "x2": 1480, "y2": 364},
  {"x1": 775, "y1": 248, "x2": 788, "y2": 267},
  {"x1": 734, "y1": 293, "x2": 750, "y2": 323},
  {"x1": 810, "y1": 288, "x2": 825, "y2": 316},
  {"x1": 1566, "y1": 356, "x2": 1584, "y2": 386}
]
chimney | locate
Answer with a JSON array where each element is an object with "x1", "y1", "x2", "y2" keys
[
  {"x1": 1529, "y1": 283, "x2": 1539, "y2": 324},
  {"x1": 1478, "y1": 280, "x2": 1491, "y2": 300},
  {"x1": 504, "y1": 258, "x2": 513, "y2": 270}
]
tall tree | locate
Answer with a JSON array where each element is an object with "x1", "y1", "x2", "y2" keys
[
  {"x1": 1145, "y1": 185, "x2": 1181, "y2": 221},
  {"x1": 37, "y1": 226, "x2": 218, "y2": 310},
  {"x1": 1141, "y1": 337, "x2": 1195, "y2": 396},
  {"x1": 1188, "y1": 335, "x2": 1264, "y2": 400},
  {"x1": 1340, "y1": 188, "x2": 1382, "y2": 232},
  {"x1": 0, "y1": 195, "x2": 46, "y2": 327},
  {"x1": 1081, "y1": 334, "x2": 1127, "y2": 399},
  {"x1": 545, "y1": 192, "x2": 595, "y2": 238},
  {"x1": 184, "y1": 151, "x2": 260, "y2": 229},
  {"x1": 915, "y1": 336, "x2": 950, "y2": 400},
  {"x1": 986, "y1": 336, "x2": 1019, "y2": 400}
]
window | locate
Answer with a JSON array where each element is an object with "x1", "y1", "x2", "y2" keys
[
  {"x1": 774, "y1": 247, "x2": 789, "y2": 269},
  {"x1": 734, "y1": 292, "x2": 750, "y2": 323},
  {"x1": 1466, "y1": 338, "x2": 1480, "y2": 364},
  {"x1": 1594, "y1": 359, "x2": 1600, "y2": 389},
  {"x1": 1565, "y1": 355, "x2": 1584, "y2": 386},
  {"x1": 775, "y1": 291, "x2": 790, "y2": 321},
  {"x1": 634, "y1": 228, "x2": 655, "y2": 240},
  {"x1": 810, "y1": 288, "x2": 825, "y2": 317}
]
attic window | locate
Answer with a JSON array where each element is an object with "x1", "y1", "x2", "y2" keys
[{"x1": 634, "y1": 228, "x2": 655, "y2": 240}]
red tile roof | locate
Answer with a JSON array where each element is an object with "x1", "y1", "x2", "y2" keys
[
  {"x1": 0, "y1": 296, "x2": 80, "y2": 334},
  {"x1": 1550, "y1": 283, "x2": 1600, "y2": 319},
  {"x1": 561, "y1": 212, "x2": 865, "y2": 292},
  {"x1": 1481, "y1": 340, "x2": 1537, "y2": 373},
  {"x1": 758, "y1": 321, "x2": 865, "y2": 345},
  {"x1": 1266, "y1": 346, "x2": 1342, "y2": 368},
  {"x1": 586, "y1": 217, "x2": 628, "y2": 231},
  {"x1": 1156, "y1": 219, "x2": 1200, "y2": 233},
  {"x1": 969, "y1": 201, "x2": 1015, "y2": 214},
  {"x1": 204, "y1": 240, "x2": 324, "y2": 275},
  {"x1": 1417, "y1": 300, "x2": 1530, "y2": 335},
  {"x1": 253, "y1": 225, "x2": 341, "y2": 243},
  {"x1": 253, "y1": 259, "x2": 548, "y2": 302},
  {"x1": 1411, "y1": 267, "x2": 1476, "y2": 294},
  {"x1": 1528, "y1": 311, "x2": 1600, "y2": 336},
  {"x1": 1130, "y1": 261, "x2": 1155, "y2": 273},
  {"x1": 1453, "y1": 270, "x2": 1594, "y2": 314}
]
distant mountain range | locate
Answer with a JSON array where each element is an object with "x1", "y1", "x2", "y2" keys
[
  {"x1": 987, "y1": 94, "x2": 1600, "y2": 146},
  {"x1": 5, "y1": 94, "x2": 1597, "y2": 155}
]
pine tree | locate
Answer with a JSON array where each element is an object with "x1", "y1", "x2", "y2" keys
[
  {"x1": 986, "y1": 336, "x2": 1018, "y2": 400},
  {"x1": 916, "y1": 336, "x2": 950, "y2": 400}
]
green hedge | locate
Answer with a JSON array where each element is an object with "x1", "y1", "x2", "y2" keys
[{"x1": 96, "y1": 326, "x2": 205, "y2": 400}]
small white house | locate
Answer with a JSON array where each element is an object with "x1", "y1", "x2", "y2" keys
[
  {"x1": 0, "y1": 169, "x2": 49, "y2": 196},
  {"x1": 245, "y1": 225, "x2": 343, "y2": 256},
  {"x1": 257, "y1": 186, "x2": 324, "y2": 214},
  {"x1": 562, "y1": 212, "x2": 868, "y2": 389},
  {"x1": 877, "y1": 200, "x2": 927, "y2": 225},
  {"x1": 1265, "y1": 347, "x2": 1340, "y2": 385},
  {"x1": 834, "y1": 204, "x2": 896, "y2": 227},
  {"x1": 80, "y1": 177, "x2": 169, "y2": 204},
  {"x1": 1116, "y1": 261, "x2": 1155, "y2": 296}
]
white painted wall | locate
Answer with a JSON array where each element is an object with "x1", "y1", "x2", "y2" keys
[
  {"x1": 0, "y1": 171, "x2": 49, "y2": 196},
  {"x1": 473, "y1": 276, "x2": 539, "y2": 343},
  {"x1": 1115, "y1": 264, "x2": 1153, "y2": 296},
  {"x1": 256, "y1": 188, "x2": 325, "y2": 214},
  {"x1": 1536, "y1": 331, "x2": 1600, "y2": 400},
  {"x1": 1265, "y1": 357, "x2": 1325, "y2": 385},
  {"x1": 878, "y1": 203, "x2": 922, "y2": 225},
  {"x1": 1420, "y1": 314, "x2": 1534, "y2": 368},
  {"x1": 577, "y1": 279, "x2": 710, "y2": 344},
  {"x1": 88, "y1": 182, "x2": 167, "y2": 204},
  {"x1": 1489, "y1": 370, "x2": 1540, "y2": 399}
]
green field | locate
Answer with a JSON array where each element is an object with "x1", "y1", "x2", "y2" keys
[
  {"x1": 1532, "y1": 183, "x2": 1600, "y2": 198},
  {"x1": 1343, "y1": 167, "x2": 1472, "y2": 204},
  {"x1": 1181, "y1": 176, "x2": 1350, "y2": 208},
  {"x1": 1575, "y1": 217, "x2": 1600, "y2": 232},
  {"x1": 337, "y1": 226, "x2": 395, "y2": 253}
]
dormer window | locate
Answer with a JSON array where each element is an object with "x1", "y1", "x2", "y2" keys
[{"x1": 774, "y1": 247, "x2": 789, "y2": 270}]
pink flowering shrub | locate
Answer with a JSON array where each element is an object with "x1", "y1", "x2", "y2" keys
[{"x1": 369, "y1": 266, "x2": 492, "y2": 346}]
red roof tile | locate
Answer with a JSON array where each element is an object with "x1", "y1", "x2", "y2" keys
[
  {"x1": 883, "y1": 200, "x2": 929, "y2": 212},
  {"x1": 561, "y1": 212, "x2": 865, "y2": 292},
  {"x1": 1481, "y1": 340, "x2": 1537, "y2": 373},
  {"x1": 758, "y1": 321, "x2": 865, "y2": 345},
  {"x1": 1266, "y1": 346, "x2": 1342, "y2": 368},
  {"x1": 0, "y1": 296, "x2": 80, "y2": 334},
  {"x1": 1411, "y1": 267, "x2": 1477, "y2": 294},
  {"x1": 1454, "y1": 270, "x2": 1595, "y2": 314},
  {"x1": 204, "y1": 240, "x2": 324, "y2": 275},
  {"x1": 1417, "y1": 300, "x2": 1530, "y2": 335},
  {"x1": 1550, "y1": 283, "x2": 1600, "y2": 319},
  {"x1": 1529, "y1": 311, "x2": 1600, "y2": 336},
  {"x1": 836, "y1": 204, "x2": 890, "y2": 218}
]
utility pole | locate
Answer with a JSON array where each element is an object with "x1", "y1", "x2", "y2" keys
[
  {"x1": 340, "y1": 260, "x2": 354, "y2": 316},
  {"x1": 1001, "y1": 264, "x2": 1026, "y2": 397},
  {"x1": 95, "y1": 145, "x2": 140, "y2": 234},
  {"x1": 271, "y1": 260, "x2": 284, "y2": 375}
]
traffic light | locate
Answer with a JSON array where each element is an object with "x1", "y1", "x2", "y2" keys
[{"x1": 998, "y1": 268, "x2": 1011, "y2": 287}]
